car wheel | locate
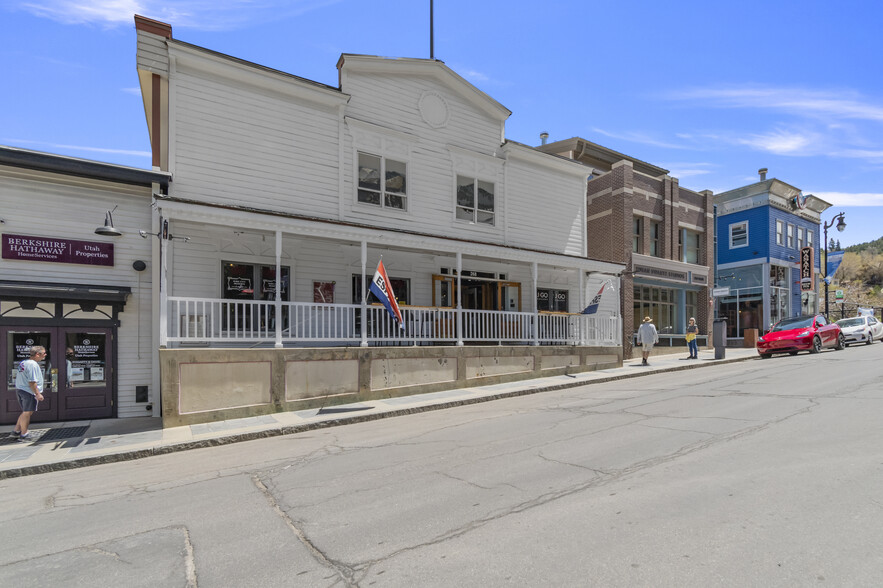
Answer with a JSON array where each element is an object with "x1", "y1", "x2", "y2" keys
[
  {"x1": 789, "y1": 351, "x2": 798, "y2": 356},
  {"x1": 866, "y1": 336, "x2": 873, "y2": 346},
  {"x1": 810, "y1": 336, "x2": 822, "y2": 354},
  {"x1": 836, "y1": 334, "x2": 845, "y2": 350}
]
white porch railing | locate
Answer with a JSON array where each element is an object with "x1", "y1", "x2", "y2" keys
[{"x1": 167, "y1": 297, "x2": 622, "y2": 347}]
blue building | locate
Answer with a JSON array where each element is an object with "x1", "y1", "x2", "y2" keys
[{"x1": 714, "y1": 170, "x2": 832, "y2": 339}]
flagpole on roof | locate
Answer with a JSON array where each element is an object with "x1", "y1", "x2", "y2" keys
[{"x1": 430, "y1": 0, "x2": 434, "y2": 59}]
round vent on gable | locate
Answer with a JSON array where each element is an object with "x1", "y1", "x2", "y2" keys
[{"x1": 419, "y1": 91, "x2": 450, "y2": 129}]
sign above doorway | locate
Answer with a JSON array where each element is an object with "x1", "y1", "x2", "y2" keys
[{"x1": 2, "y1": 233, "x2": 114, "y2": 266}]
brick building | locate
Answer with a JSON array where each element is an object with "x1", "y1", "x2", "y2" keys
[{"x1": 538, "y1": 137, "x2": 713, "y2": 358}]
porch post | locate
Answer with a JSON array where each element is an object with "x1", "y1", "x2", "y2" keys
[
  {"x1": 532, "y1": 262, "x2": 539, "y2": 346},
  {"x1": 360, "y1": 240, "x2": 368, "y2": 347},
  {"x1": 579, "y1": 269, "x2": 586, "y2": 345},
  {"x1": 456, "y1": 252, "x2": 463, "y2": 346},
  {"x1": 274, "y1": 230, "x2": 283, "y2": 348},
  {"x1": 158, "y1": 215, "x2": 168, "y2": 348}
]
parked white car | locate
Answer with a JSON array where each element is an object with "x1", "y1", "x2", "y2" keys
[{"x1": 836, "y1": 315, "x2": 883, "y2": 346}]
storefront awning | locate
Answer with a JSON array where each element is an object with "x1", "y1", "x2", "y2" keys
[{"x1": 0, "y1": 280, "x2": 131, "y2": 308}]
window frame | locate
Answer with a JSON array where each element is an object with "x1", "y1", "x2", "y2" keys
[
  {"x1": 455, "y1": 175, "x2": 495, "y2": 226},
  {"x1": 797, "y1": 226, "x2": 805, "y2": 250},
  {"x1": 683, "y1": 229, "x2": 700, "y2": 264},
  {"x1": 650, "y1": 221, "x2": 661, "y2": 257},
  {"x1": 632, "y1": 216, "x2": 644, "y2": 254},
  {"x1": 776, "y1": 220, "x2": 784, "y2": 246},
  {"x1": 729, "y1": 221, "x2": 749, "y2": 249},
  {"x1": 356, "y1": 151, "x2": 408, "y2": 212},
  {"x1": 787, "y1": 224, "x2": 795, "y2": 248}
]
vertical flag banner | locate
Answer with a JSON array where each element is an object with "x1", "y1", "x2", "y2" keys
[
  {"x1": 581, "y1": 283, "x2": 607, "y2": 315},
  {"x1": 824, "y1": 251, "x2": 844, "y2": 284},
  {"x1": 369, "y1": 260, "x2": 404, "y2": 329}
]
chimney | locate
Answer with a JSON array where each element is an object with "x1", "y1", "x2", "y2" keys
[
  {"x1": 758, "y1": 167, "x2": 768, "y2": 181},
  {"x1": 540, "y1": 132, "x2": 549, "y2": 146}
]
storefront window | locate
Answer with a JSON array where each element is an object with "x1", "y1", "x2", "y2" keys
[
  {"x1": 719, "y1": 288, "x2": 762, "y2": 338},
  {"x1": 634, "y1": 285, "x2": 676, "y2": 334},
  {"x1": 65, "y1": 333, "x2": 107, "y2": 387},
  {"x1": 537, "y1": 289, "x2": 568, "y2": 312}
]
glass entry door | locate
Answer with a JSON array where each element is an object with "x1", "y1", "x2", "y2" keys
[{"x1": 1, "y1": 326, "x2": 113, "y2": 424}]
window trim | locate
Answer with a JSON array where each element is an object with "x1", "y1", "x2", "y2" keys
[
  {"x1": 455, "y1": 174, "x2": 496, "y2": 226},
  {"x1": 683, "y1": 228, "x2": 700, "y2": 264},
  {"x1": 787, "y1": 224, "x2": 795, "y2": 248},
  {"x1": 729, "y1": 221, "x2": 749, "y2": 249},
  {"x1": 356, "y1": 150, "x2": 409, "y2": 212},
  {"x1": 775, "y1": 220, "x2": 784, "y2": 246},
  {"x1": 633, "y1": 216, "x2": 644, "y2": 254}
]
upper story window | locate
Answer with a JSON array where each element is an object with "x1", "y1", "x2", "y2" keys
[
  {"x1": 456, "y1": 176, "x2": 495, "y2": 225},
  {"x1": 787, "y1": 224, "x2": 795, "y2": 248},
  {"x1": 797, "y1": 227, "x2": 805, "y2": 250},
  {"x1": 358, "y1": 152, "x2": 407, "y2": 211},
  {"x1": 682, "y1": 229, "x2": 700, "y2": 264},
  {"x1": 632, "y1": 217, "x2": 643, "y2": 254},
  {"x1": 776, "y1": 220, "x2": 784, "y2": 246},
  {"x1": 807, "y1": 229, "x2": 814, "y2": 249},
  {"x1": 730, "y1": 221, "x2": 748, "y2": 249},
  {"x1": 650, "y1": 221, "x2": 661, "y2": 257}
]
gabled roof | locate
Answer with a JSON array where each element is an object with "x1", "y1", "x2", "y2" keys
[{"x1": 337, "y1": 54, "x2": 511, "y2": 122}]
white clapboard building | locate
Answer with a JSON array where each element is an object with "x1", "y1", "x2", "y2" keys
[{"x1": 131, "y1": 16, "x2": 624, "y2": 426}]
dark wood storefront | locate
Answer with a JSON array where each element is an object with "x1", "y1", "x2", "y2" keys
[{"x1": 0, "y1": 280, "x2": 128, "y2": 424}]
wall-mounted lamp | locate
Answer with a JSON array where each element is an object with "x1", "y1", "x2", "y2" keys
[
  {"x1": 95, "y1": 205, "x2": 122, "y2": 237},
  {"x1": 132, "y1": 260, "x2": 147, "y2": 272}
]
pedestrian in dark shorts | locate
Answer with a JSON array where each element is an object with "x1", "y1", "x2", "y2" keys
[{"x1": 11, "y1": 345, "x2": 46, "y2": 441}]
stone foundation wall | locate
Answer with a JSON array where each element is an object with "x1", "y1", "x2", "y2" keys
[{"x1": 160, "y1": 345, "x2": 622, "y2": 427}]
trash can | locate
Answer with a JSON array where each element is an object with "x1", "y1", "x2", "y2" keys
[
  {"x1": 713, "y1": 318, "x2": 727, "y2": 359},
  {"x1": 743, "y1": 328, "x2": 758, "y2": 348}
]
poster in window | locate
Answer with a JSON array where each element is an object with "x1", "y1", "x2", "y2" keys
[{"x1": 314, "y1": 281, "x2": 335, "y2": 303}]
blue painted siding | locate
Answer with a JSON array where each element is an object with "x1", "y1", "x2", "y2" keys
[
  {"x1": 717, "y1": 207, "x2": 770, "y2": 265},
  {"x1": 769, "y1": 208, "x2": 822, "y2": 270}
]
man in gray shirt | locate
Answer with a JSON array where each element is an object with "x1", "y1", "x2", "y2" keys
[{"x1": 637, "y1": 317, "x2": 659, "y2": 366}]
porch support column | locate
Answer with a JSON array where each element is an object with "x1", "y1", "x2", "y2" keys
[
  {"x1": 579, "y1": 269, "x2": 586, "y2": 345},
  {"x1": 360, "y1": 240, "x2": 368, "y2": 347},
  {"x1": 158, "y1": 214, "x2": 168, "y2": 348},
  {"x1": 532, "y1": 262, "x2": 539, "y2": 346},
  {"x1": 274, "y1": 230, "x2": 283, "y2": 348},
  {"x1": 456, "y1": 252, "x2": 463, "y2": 346}
]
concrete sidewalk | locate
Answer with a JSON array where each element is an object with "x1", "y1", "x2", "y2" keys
[{"x1": 0, "y1": 347, "x2": 758, "y2": 478}]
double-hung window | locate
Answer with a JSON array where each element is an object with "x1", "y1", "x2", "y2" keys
[
  {"x1": 358, "y1": 152, "x2": 407, "y2": 210},
  {"x1": 807, "y1": 229, "x2": 814, "y2": 250},
  {"x1": 775, "y1": 220, "x2": 784, "y2": 246},
  {"x1": 683, "y1": 229, "x2": 700, "y2": 264},
  {"x1": 456, "y1": 176, "x2": 495, "y2": 225},
  {"x1": 650, "y1": 221, "x2": 661, "y2": 257},
  {"x1": 787, "y1": 224, "x2": 794, "y2": 248},
  {"x1": 632, "y1": 217, "x2": 643, "y2": 253},
  {"x1": 797, "y1": 227, "x2": 805, "y2": 250},
  {"x1": 730, "y1": 221, "x2": 748, "y2": 248}
]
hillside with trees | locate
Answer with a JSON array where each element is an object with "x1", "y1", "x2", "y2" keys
[{"x1": 826, "y1": 236, "x2": 883, "y2": 315}]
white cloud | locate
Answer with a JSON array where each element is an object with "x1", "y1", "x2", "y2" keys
[
  {"x1": 813, "y1": 192, "x2": 883, "y2": 207},
  {"x1": 121, "y1": 87, "x2": 142, "y2": 95},
  {"x1": 732, "y1": 129, "x2": 819, "y2": 156},
  {"x1": 2, "y1": 137, "x2": 150, "y2": 157},
  {"x1": 591, "y1": 127, "x2": 688, "y2": 150},
  {"x1": 668, "y1": 85, "x2": 883, "y2": 123},
  {"x1": 12, "y1": 0, "x2": 342, "y2": 30}
]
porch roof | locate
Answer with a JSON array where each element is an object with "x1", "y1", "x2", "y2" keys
[{"x1": 154, "y1": 195, "x2": 625, "y2": 275}]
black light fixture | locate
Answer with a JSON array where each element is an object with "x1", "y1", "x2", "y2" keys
[
  {"x1": 822, "y1": 211, "x2": 847, "y2": 318},
  {"x1": 95, "y1": 205, "x2": 122, "y2": 237}
]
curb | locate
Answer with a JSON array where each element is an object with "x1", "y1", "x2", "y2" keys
[{"x1": 0, "y1": 353, "x2": 756, "y2": 479}]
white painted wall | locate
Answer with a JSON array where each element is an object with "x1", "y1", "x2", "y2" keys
[{"x1": 0, "y1": 167, "x2": 155, "y2": 417}]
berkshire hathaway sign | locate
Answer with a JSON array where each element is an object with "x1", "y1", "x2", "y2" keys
[{"x1": 2, "y1": 233, "x2": 114, "y2": 266}]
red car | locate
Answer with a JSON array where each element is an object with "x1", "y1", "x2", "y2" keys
[{"x1": 756, "y1": 314, "x2": 844, "y2": 358}]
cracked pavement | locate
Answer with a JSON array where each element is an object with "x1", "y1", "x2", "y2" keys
[{"x1": 1, "y1": 345, "x2": 882, "y2": 586}]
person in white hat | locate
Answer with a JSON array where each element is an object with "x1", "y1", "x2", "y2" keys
[{"x1": 637, "y1": 316, "x2": 659, "y2": 366}]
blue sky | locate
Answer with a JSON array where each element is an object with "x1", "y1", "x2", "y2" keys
[{"x1": 2, "y1": 0, "x2": 881, "y2": 247}]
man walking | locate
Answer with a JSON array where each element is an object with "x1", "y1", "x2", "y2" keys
[
  {"x1": 11, "y1": 345, "x2": 46, "y2": 442},
  {"x1": 637, "y1": 316, "x2": 659, "y2": 366}
]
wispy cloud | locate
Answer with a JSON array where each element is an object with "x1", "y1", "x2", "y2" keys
[
  {"x1": 813, "y1": 192, "x2": 883, "y2": 207},
  {"x1": 658, "y1": 162, "x2": 716, "y2": 179},
  {"x1": 668, "y1": 85, "x2": 883, "y2": 123},
  {"x1": 591, "y1": 127, "x2": 688, "y2": 150},
  {"x1": 2, "y1": 137, "x2": 150, "y2": 157},
  {"x1": 10, "y1": 0, "x2": 342, "y2": 31}
]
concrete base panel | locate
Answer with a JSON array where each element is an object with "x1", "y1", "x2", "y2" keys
[
  {"x1": 370, "y1": 357, "x2": 457, "y2": 390},
  {"x1": 286, "y1": 359, "x2": 359, "y2": 401},
  {"x1": 179, "y1": 361, "x2": 271, "y2": 414}
]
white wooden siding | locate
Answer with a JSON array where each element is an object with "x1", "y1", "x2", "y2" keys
[
  {"x1": 136, "y1": 31, "x2": 168, "y2": 75},
  {"x1": 0, "y1": 168, "x2": 155, "y2": 417},
  {"x1": 171, "y1": 69, "x2": 341, "y2": 217}
]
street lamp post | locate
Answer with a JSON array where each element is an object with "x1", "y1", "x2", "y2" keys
[{"x1": 822, "y1": 212, "x2": 846, "y2": 318}]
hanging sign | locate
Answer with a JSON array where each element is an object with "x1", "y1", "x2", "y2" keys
[
  {"x1": 800, "y1": 246, "x2": 814, "y2": 292},
  {"x1": 2, "y1": 233, "x2": 114, "y2": 266}
]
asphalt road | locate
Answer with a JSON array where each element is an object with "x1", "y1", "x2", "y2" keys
[{"x1": 2, "y1": 343, "x2": 882, "y2": 587}]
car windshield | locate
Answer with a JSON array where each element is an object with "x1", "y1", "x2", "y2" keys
[
  {"x1": 837, "y1": 318, "x2": 864, "y2": 328},
  {"x1": 771, "y1": 317, "x2": 814, "y2": 332}
]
